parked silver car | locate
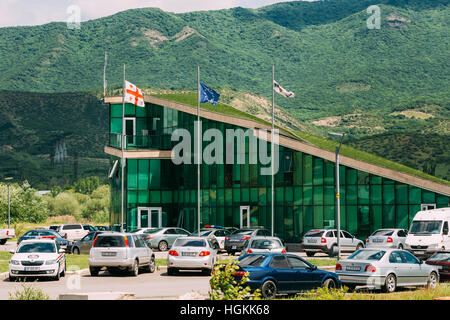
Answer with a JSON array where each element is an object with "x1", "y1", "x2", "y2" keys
[
  {"x1": 366, "y1": 229, "x2": 408, "y2": 249},
  {"x1": 144, "y1": 227, "x2": 191, "y2": 251},
  {"x1": 302, "y1": 229, "x2": 364, "y2": 257},
  {"x1": 167, "y1": 237, "x2": 219, "y2": 275},
  {"x1": 88, "y1": 233, "x2": 156, "y2": 276},
  {"x1": 336, "y1": 248, "x2": 439, "y2": 293},
  {"x1": 192, "y1": 228, "x2": 230, "y2": 251},
  {"x1": 241, "y1": 236, "x2": 286, "y2": 255}
]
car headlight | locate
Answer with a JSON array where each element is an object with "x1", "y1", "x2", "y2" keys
[
  {"x1": 45, "y1": 260, "x2": 57, "y2": 265},
  {"x1": 10, "y1": 260, "x2": 20, "y2": 265}
]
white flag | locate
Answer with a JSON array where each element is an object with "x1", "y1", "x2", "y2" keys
[
  {"x1": 273, "y1": 80, "x2": 294, "y2": 98},
  {"x1": 124, "y1": 80, "x2": 145, "y2": 107}
]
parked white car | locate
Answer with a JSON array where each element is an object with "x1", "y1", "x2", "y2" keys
[
  {"x1": 366, "y1": 229, "x2": 408, "y2": 249},
  {"x1": 89, "y1": 233, "x2": 156, "y2": 276},
  {"x1": 405, "y1": 207, "x2": 450, "y2": 259},
  {"x1": 167, "y1": 237, "x2": 219, "y2": 275},
  {"x1": 9, "y1": 239, "x2": 66, "y2": 281},
  {"x1": 241, "y1": 236, "x2": 286, "y2": 255},
  {"x1": 302, "y1": 229, "x2": 364, "y2": 257},
  {"x1": 0, "y1": 228, "x2": 15, "y2": 245},
  {"x1": 54, "y1": 224, "x2": 89, "y2": 242},
  {"x1": 336, "y1": 248, "x2": 439, "y2": 293}
]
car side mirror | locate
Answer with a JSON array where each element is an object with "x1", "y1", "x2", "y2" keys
[
  {"x1": 59, "y1": 249, "x2": 65, "y2": 253},
  {"x1": 9, "y1": 249, "x2": 15, "y2": 254}
]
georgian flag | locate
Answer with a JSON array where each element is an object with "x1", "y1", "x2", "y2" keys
[
  {"x1": 124, "y1": 80, "x2": 145, "y2": 107},
  {"x1": 273, "y1": 80, "x2": 295, "y2": 98}
]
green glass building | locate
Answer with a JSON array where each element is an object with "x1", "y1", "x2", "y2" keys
[{"x1": 104, "y1": 95, "x2": 450, "y2": 243}]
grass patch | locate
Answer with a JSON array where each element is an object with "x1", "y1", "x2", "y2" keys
[
  {"x1": 289, "y1": 283, "x2": 450, "y2": 300},
  {"x1": 306, "y1": 258, "x2": 337, "y2": 267}
]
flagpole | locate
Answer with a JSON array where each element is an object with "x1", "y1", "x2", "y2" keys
[
  {"x1": 197, "y1": 66, "x2": 201, "y2": 235},
  {"x1": 271, "y1": 64, "x2": 275, "y2": 237},
  {"x1": 103, "y1": 51, "x2": 108, "y2": 98},
  {"x1": 121, "y1": 64, "x2": 125, "y2": 233}
]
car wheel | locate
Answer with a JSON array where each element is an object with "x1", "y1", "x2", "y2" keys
[
  {"x1": 0, "y1": 239, "x2": 7, "y2": 245},
  {"x1": 158, "y1": 241, "x2": 168, "y2": 251},
  {"x1": 356, "y1": 243, "x2": 364, "y2": 251},
  {"x1": 148, "y1": 256, "x2": 156, "y2": 273},
  {"x1": 9, "y1": 275, "x2": 16, "y2": 282},
  {"x1": 54, "y1": 266, "x2": 61, "y2": 281},
  {"x1": 322, "y1": 278, "x2": 337, "y2": 289},
  {"x1": 130, "y1": 259, "x2": 139, "y2": 277},
  {"x1": 72, "y1": 247, "x2": 80, "y2": 255},
  {"x1": 306, "y1": 252, "x2": 315, "y2": 257},
  {"x1": 261, "y1": 280, "x2": 277, "y2": 299},
  {"x1": 328, "y1": 245, "x2": 337, "y2": 257},
  {"x1": 89, "y1": 266, "x2": 100, "y2": 276},
  {"x1": 383, "y1": 274, "x2": 397, "y2": 293},
  {"x1": 61, "y1": 264, "x2": 66, "y2": 277},
  {"x1": 427, "y1": 272, "x2": 438, "y2": 289}
]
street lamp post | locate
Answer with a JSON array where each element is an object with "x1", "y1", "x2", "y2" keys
[
  {"x1": 4, "y1": 177, "x2": 13, "y2": 229},
  {"x1": 328, "y1": 132, "x2": 345, "y2": 261}
]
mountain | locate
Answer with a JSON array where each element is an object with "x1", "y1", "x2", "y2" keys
[{"x1": 0, "y1": 0, "x2": 448, "y2": 185}]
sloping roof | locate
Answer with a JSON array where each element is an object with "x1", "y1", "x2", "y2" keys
[{"x1": 104, "y1": 96, "x2": 450, "y2": 197}]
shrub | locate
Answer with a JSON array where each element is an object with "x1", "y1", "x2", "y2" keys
[
  {"x1": 9, "y1": 284, "x2": 51, "y2": 300},
  {"x1": 48, "y1": 192, "x2": 81, "y2": 217},
  {"x1": 209, "y1": 260, "x2": 260, "y2": 300}
]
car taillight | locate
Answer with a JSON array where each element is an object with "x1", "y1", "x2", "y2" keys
[
  {"x1": 321, "y1": 237, "x2": 327, "y2": 244},
  {"x1": 366, "y1": 238, "x2": 369, "y2": 243},
  {"x1": 387, "y1": 237, "x2": 393, "y2": 243},
  {"x1": 92, "y1": 236, "x2": 98, "y2": 247},
  {"x1": 42, "y1": 236, "x2": 56, "y2": 239},
  {"x1": 225, "y1": 237, "x2": 230, "y2": 241},
  {"x1": 365, "y1": 265, "x2": 376, "y2": 273},
  {"x1": 246, "y1": 249, "x2": 253, "y2": 254},
  {"x1": 124, "y1": 236, "x2": 129, "y2": 247},
  {"x1": 145, "y1": 236, "x2": 154, "y2": 240},
  {"x1": 6, "y1": 231, "x2": 9, "y2": 236},
  {"x1": 281, "y1": 249, "x2": 287, "y2": 253},
  {"x1": 241, "y1": 236, "x2": 251, "y2": 241},
  {"x1": 233, "y1": 271, "x2": 246, "y2": 277},
  {"x1": 199, "y1": 251, "x2": 210, "y2": 256},
  {"x1": 168, "y1": 250, "x2": 179, "y2": 256},
  {"x1": 335, "y1": 263, "x2": 342, "y2": 271}
]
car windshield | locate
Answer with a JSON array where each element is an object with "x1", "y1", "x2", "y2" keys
[
  {"x1": 304, "y1": 230, "x2": 324, "y2": 237},
  {"x1": 428, "y1": 252, "x2": 450, "y2": 262},
  {"x1": 233, "y1": 229, "x2": 253, "y2": 235},
  {"x1": 191, "y1": 230, "x2": 212, "y2": 236},
  {"x1": 238, "y1": 254, "x2": 267, "y2": 267},
  {"x1": 174, "y1": 239, "x2": 206, "y2": 247},
  {"x1": 372, "y1": 230, "x2": 394, "y2": 236},
  {"x1": 130, "y1": 229, "x2": 142, "y2": 233},
  {"x1": 250, "y1": 239, "x2": 282, "y2": 249},
  {"x1": 348, "y1": 250, "x2": 386, "y2": 261},
  {"x1": 17, "y1": 242, "x2": 56, "y2": 253},
  {"x1": 143, "y1": 228, "x2": 162, "y2": 234},
  {"x1": 410, "y1": 221, "x2": 443, "y2": 235},
  {"x1": 94, "y1": 236, "x2": 126, "y2": 247}
]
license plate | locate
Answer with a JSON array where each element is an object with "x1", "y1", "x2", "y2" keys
[
  {"x1": 415, "y1": 251, "x2": 425, "y2": 255},
  {"x1": 24, "y1": 267, "x2": 40, "y2": 271},
  {"x1": 307, "y1": 239, "x2": 317, "y2": 243},
  {"x1": 346, "y1": 266, "x2": 361, "y2": 272},
  {"x1": 182, "y1": 252, "x2": 196, "y2": 257},
  {"x1": 373, "y1": 239, "x2": 383, "y2": 243},
  {"x1": 102, "y1": 252, "x2": 116, "y2": 257},
  {"x1": 232, "y1": 246, "x2": 236, "y2": 249}
]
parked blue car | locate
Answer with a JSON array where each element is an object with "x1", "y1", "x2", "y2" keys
[
  {"x1": 233, "y1": 253, "x2": 340, "y2": 299},
  {"x1": 17, "y1": 229, "x2": 71, "y2": 252}
]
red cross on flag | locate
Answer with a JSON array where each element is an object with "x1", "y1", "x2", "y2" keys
[{"x1": 124, "y1": 80, "x2": 145, "y2": 107}]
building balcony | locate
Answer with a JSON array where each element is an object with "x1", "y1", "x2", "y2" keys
[{"x1": 105, "y1": 133, "x2": 173, "y2": 159}]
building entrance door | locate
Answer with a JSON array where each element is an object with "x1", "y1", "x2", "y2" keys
[
  {"x1": 138, "y1": 207, "x2": 163, "y2": 228},
  {"x1": 240, "y1": 206, "x2": 251, "y2": 228}
]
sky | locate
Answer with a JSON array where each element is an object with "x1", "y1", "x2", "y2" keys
[{"x1": 0, "y1": 0, "x2": 317, "y2": 28}]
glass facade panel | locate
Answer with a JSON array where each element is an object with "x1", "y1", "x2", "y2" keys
[{"x1": 108, "y1": 103, "x2": 450, "y2": 242}]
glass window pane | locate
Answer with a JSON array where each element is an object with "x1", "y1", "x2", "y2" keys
[{"x1": 303, "y1": 155, "x2": 313, "y2": 185}]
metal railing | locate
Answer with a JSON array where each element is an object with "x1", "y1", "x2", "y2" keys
[{"x1": 108, "y1": 133, "x2": 174, "y2": 150}]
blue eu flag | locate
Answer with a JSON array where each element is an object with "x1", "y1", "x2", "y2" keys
[{"x1": 200, "y1": 83, "x2": 220, "y2": 106}]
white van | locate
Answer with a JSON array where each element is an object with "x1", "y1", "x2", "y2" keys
[
  {"x1": 56, "y1": 224, "x2": 89, "y2": 242},
  {"x1": 405, "y1": 207, "x2": 450, "y2": 259}
]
